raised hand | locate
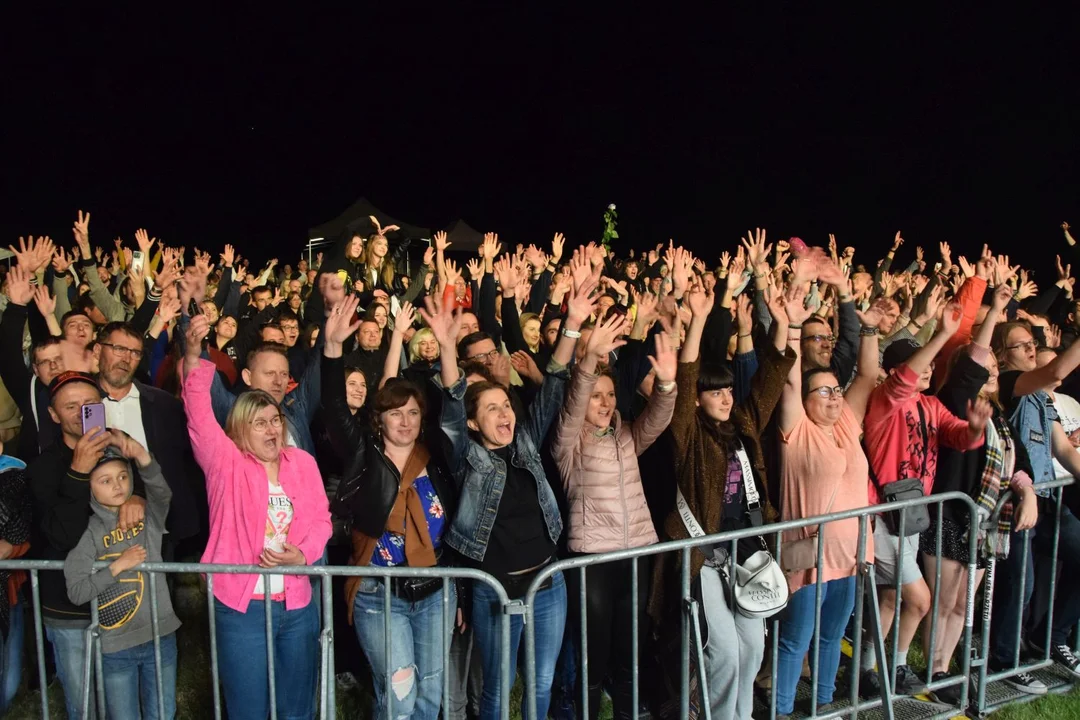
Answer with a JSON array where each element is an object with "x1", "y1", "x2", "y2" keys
[
  {"x1": 220, "y1": 243, "x2": 236, "y2": 268},
  {"x1": 685, "y1": 283, "x2": 714, "y2": 319},
  {"x1": 568, "y1": 246, "x2": 593, "y2": 294},
  {"x1": 134, "y1": 228, "x2": 156, "y2": 255},
  {"x1": 856, "y1": 298, "x2": 892, "y2": 328},
  {"x1": 957, "y1": 255, "x2": 975, "y2": 279},
  {"x1": 434, "y1": 230, "x2": 451, "y2": 252},
  {"x1": 938, "y1": 241, "x2": 953, "y2": 272},
  {"x1": 551, "y1": 232, "x2": 565, "y2": 263},
  {"x1": 566, "y1": 277, "x2": 600, "y2": 326},
  {"x1": 647, "y1": 331, "x2": 678, "y2": 383},
  {"x1": 991, "y1": 282, "x2": 1014, "y2": 312},
  {"x1": 73, "y1": 210, "x2": 91, "y2": 258},
  {"x1": 32, "y1": 285, "x2": 57, "y2": 318},
  {"x1": 632, "y1": 288, "x2": 659, "y2": 327},
  {"x1": 183, "y1": 314, "x2": 211, "y2": 363},
  {"x1": 1017, "y1": 277, "x2": 1038, "y2": 301},
  {"x1": 52, "y1": 247, "x2": 73, "y2": 274},
  {"x1": 193, "y1": 248, "x2": 215, "y2": 278},
  {"x1": 153, "y1": 257, "x2": 181, "y2": 293},
  {"x1": 735, "y1": 294, "x2": 754, "y2": 335},
  {"x1": 324, "y1": 294, "x2": 362, "y2": 346},
  {"x1": 108, "y1": 429, "x2": 151, "y2": 466},
  {"x1": 418, "y1": 293, "x2": 463, "y2": 348},
  {"x1": 156, "y1": 293, "x2": 182, "y2": 326},
  {"x1": 975, "y1": 244, "x2": 994, "y2": 280},
  {"x1": 940, "y1": 300, "x2": 963, "y2": 337},
  {"x1": 730, "y1": 246, "x2": 747, "y2": 280},
  {"x1": 891, "y1": 231, "x2": 904, "y2": 253},
  {"x1": 465, "y1": 258, "x2": 483, "y2": 280},
  {"x1": 741, "y1": 227, "x2": 771, "y2": 274},
  {"x1": 9, "y1": 236, "x2": 42, "y2": 270},
  {"x1": 4, "y1": 266, "x2": 34, "y2": 306},
  {"x1": 784, "y1": 283, "x2": 812, "y2": 326},
  {"x1": 718, "y1": 251, "x2": 731, "y2": 274},
  {"x1": 509, "y1": 350, "x2": 543, "y2": 385},
  {"x1": 921, "y1": 284, "x2": 946, "y2": 323},
  {"x1": 394, "y1": 301, "x2": 417, "y2": 334},
  {"x1": 966, "y1": 396, "x2": 994, "y2": 434},
  {"x1": 585, "y1": 312, "x2": 631, "y2": 358},
  {"x1": 765, "y1": 277, "x2": 787, "y2": 328},
  {"x1": 524, "y1": 244, "x2": 547, "y2": 269},
  {"x1": 481, "y1": 232, "x2": 502, "y2": 260},
  {"x1": 444, "y1": 258, "x2": 462, "y2": 286}
]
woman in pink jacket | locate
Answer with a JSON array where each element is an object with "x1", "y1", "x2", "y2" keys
[
  {"x1": 183, "y1": 315, "x2": 332, "y2": 720},
  {"x1": 551, "y1": 312, "x2": 677, "y2": 720}
]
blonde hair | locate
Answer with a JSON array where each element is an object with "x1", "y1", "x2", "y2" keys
[
  {"x1": 407, "y1": 327, "x2": 438, "y2": 364},
  {"x1": 225, "y1": 389, "x2": 282, "y2": 456}
]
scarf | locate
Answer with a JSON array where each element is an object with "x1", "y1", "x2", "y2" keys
[
  {"x1": 344, "y1": 443, "x2": 433, "y2": 623},
  {"x1": 977, "y1": 415, "x2": 1015, "y2": 559}
]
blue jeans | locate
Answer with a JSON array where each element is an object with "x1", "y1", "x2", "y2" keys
[
  {"x1": 776, "y1": 577, "x2": 856, "y2": 715},
  {"x1": 993, "y1": 502, "x2": 1080, "y2": 663},
  {"x1": 214, "y1": 598, "x2": 320, "y2": 720},
  {"x1": 102, "y1": 633, "x2": 177, "y2": 720},
  {"x1": 0, "y1": 600, "x2": 24, "y2": 713},
  {"x1": 46, "y1": 623, "x2": 96, "y2": 720},
  {"x1": 471, "y1": 572, "x2": 566, "y2": 720},
  {"x1": 352, "y1": 578, "x2": 456, "y2": 720}
]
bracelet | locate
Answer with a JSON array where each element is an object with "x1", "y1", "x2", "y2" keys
[
  {"x1": 737, "y1": 333, "x2": 752, "y2": 338},
  {"x1": 839, "y1": 294, "x2": 853, "y2": 303},
  {"x1": 753, "y1": 271, "x2": 767, "y2": 279},
  {"x1": 788, "y1": 323, "x2": 803, "y2": 329},
  {"x1": 860, "y1": 327, "x2": 878, "y2": 337},
  {"x1": 656, "y1": 381, "x2": 676, "y2": 393},
  {"x1": 911, "y1": 320, "x2": 924, "y2": 330},
  {"x1": 561, "y1": 327, "x2": 582, "y2": 339}
]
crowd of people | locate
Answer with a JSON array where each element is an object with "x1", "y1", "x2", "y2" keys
[{"x1": 0, "y1": 210, "x2": 1079, "y2": 719}]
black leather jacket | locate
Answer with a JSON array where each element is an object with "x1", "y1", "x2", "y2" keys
[{"x1": 320, "y1": 354, "x2": 457, "y2": 542}]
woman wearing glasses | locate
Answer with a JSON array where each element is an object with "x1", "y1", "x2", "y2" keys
[
  {"x1": 773, "y1": 296, "x2": 887, "y2": 717},
  {"x1": 182, "y1": 314, "x2": 332, "y2": 720}
]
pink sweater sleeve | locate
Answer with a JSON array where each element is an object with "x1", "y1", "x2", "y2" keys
[
  {"x1": 182, "y1": 360, "x2": 236, "y2": 486},
  {"x1": 293, "y1": 453, "x2": 333, "y2": 565},
  {"x1": 866, "y1": 365, "x2": 919, "y2": 427}
]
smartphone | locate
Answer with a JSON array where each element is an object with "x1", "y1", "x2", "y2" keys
[
  {"x1": 131, "y1": 250, "x2": 145, "y2": 275},
  {"x1": 81, "y1": 403, "x2": 107, "y2": 437},
  {"x1": 188, "y1": 298, "x2": 202, "y2": 317}
]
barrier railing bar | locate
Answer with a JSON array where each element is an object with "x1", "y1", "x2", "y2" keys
[
  {"x1": 680, "y1": 546, "x2": 690, "y2": 720},
  {"x1": 957, "y1": 501, "x2": 980, "y2": 713},
  {"x1": 321, "y1": 573, "x2": 335, "y2": 720},
  {"x1": 579, "y1": 565, "x2": 589, "y2": 720},
  {"x1": 442, "y1": 577, "x2": 451, "y2": 720},
  {"x1": 926, "y1": 503, "x2": 944, "y2": 687},
  {"x1": 889, "y1": 502, "x2": 908, "y2": 697},
  {"x1": 30, "y1": 569, "x2": 49, "y2": 720},
  {"x1": 206, "y1": 575, "x2": 223, "y2": 720},
  {"x1": 810, "y1": 520, "x2": 826, "y2": 718},
  {"x1": 382, "y1": 578, "x2": 392, "y2": 717},
  {"x1": 848, "y1": 515, "x2": 869, "y2": 718},
  {"x1": 265, "y1": 590, "x2": 277, "y2": 720},
  {"x1": 1042, "y1": 487, "x2": 1064, "y2": 659},
  {"x1": 631, "y1": 556, "x2": 640, "y2": 720},
  {"x1": 769, "y1": 529, "x2": 783, "y2": 720},
  {"x1": 499, "y1": 596, "x2": 511, "y2": 720},
  {"x1": 149, "y1": 571, "x2": 167, "y2": 720}
]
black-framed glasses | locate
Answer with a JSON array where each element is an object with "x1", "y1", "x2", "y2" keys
[
  {"x1": 251, "y1": 415, "x2": 284, "y2": 432},
  {"x1": 1006, "y1": 339, "x2": 1037, "y2": 353},
  {"x1": 805, "y1": 334, "x2": 836, "y2": 344},
  {"x1": 468, "y1": 349, "x2": 501, "y2": 363},
  {"x1": 99, "y1": 342, "x2": 144, "y2": 359},
  {"x1": 810, "y1": 385, "x2": 844, "y2": 399}
]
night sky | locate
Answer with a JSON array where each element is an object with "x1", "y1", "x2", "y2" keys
[{"x1": 5, "y1": 6, "x2": 1079, "y2": 276}]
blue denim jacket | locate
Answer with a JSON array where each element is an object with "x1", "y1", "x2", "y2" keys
[
  {"x1": 1009, "y1": 390, "x2": 1059, "y2": 497},
  {"x1": 436, "y1": 366, "x2": 568, "y2": 563}
]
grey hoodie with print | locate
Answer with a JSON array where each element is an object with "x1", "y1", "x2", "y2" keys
[{"x1": 64, "y1": 455, "x2": 180, "y2": 654}]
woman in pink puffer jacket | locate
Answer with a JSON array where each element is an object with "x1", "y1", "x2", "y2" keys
[{"x1": 551, "y1": 313, "x2": 677, "y2": 720}]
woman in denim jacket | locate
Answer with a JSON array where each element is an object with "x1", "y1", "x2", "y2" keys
[{"x1": 421, "y1": 273, "x2": 596, "y2": 720}]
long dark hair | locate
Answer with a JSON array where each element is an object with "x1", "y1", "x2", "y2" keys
[{"x1": 371, "y1": 378, "x2": 426, "y2": 438}]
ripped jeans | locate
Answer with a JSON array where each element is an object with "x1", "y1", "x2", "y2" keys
[{"x1": 353, "y1": 578, "x2": 457, "y2": 720}]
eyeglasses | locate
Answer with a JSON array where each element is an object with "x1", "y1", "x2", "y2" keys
[
  {"x1": 810, "y1": 385, "x2": 844, "y2": 399},
  {"x1": 34, "y1": 357, "x2": 63, "y2": 369},
  {"x1": 805, "y1": 334, "x2": 836, "y2": 345},
  {"x1": 468, "y1": 349, "x2": 501, "y2": 363},
  {"x1": 251, "y1": 415, "x2": 284, "y2": 432},
  {"x1": 99, "y1": 342, "x2": 144, "y2": 359},
  {"x1": 1006, "y1": 340, "x2": 1037, "y2": 353}
]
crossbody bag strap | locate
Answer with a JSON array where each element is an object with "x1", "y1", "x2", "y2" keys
[
  {"x1": 916, "y1": 401, "x2": 931, "y2": 481},
  {"x1": 734, "y1": 440, "x2": 764, "y2": 527},
  {"x1": 676, "y1": 485, "x2": 706, "y2": 538}
]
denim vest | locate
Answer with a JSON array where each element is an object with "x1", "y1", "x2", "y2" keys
[
  {"x1": 436, "y1": 370, "x2": 567, "y2": 563},
  {"x1": 1009, "y1": 390, "x2": 1059, "y2": 497}
]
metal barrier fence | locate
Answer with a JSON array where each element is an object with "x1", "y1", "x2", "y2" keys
[
  {"x1": 522, "y1": 486, "x2": 1078, "y2": 720},
  {"x1": 1, "y1": 481, "x2": 1076, "y2": 719},
  {"x1": 0, "y1": 562, "x2": 514, "y2": 720}
]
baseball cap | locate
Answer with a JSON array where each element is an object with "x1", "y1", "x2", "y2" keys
[
  {"x1": 882, "y1": 339, "x2": 921, "y2": 372},
  {"x1": 48, "y1": 371, "x2": 98, "y2": 399},
  {"x1": 91, "y1": 446, "x2": 128, "y2": 474}
]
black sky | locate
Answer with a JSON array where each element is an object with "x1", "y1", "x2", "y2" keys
[{"x1": 4, "y1": 6, "x2": 1079, "y2": 274}]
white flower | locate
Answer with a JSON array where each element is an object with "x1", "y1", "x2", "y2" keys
[{"x1": 608, "y1": 204, "x2": 616, "y2": 211}]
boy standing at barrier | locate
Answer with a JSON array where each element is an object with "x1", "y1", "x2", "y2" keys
[
  {"x1": 861, "y1": 308, "x2": 990, "y2": 697},
  {"x1": 64, "y1": 432, "x2": 180, "y2": 720}
]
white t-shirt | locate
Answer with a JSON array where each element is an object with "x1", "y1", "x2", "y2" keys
[
  {"x1": 1052, "y1": 392, "x2": 1080, "y2": 479},
  {"x1": 252, "y1": 479, "x2": 294, "y2": 596}
]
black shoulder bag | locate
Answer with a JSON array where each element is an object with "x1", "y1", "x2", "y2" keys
[{"x1": 868, "y1": 403, "x2": 932, "y2": 536}]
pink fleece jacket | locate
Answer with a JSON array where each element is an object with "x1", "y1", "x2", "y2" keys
[{"x1": 183, "y1": 360, "x2": 332, "y2": 613}]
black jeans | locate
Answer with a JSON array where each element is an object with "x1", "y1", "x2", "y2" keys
[{"x1": 566, "y1": 554, "x2": 653, "y2": 720}]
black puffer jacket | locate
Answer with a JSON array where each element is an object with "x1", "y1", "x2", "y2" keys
[{"x1": 320, "y1": 354, "x2": 457, "y2": 540}]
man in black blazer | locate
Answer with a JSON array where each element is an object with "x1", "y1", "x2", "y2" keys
[{"x1": 93, "y1": 321, "x2": 205, "y2": 554}]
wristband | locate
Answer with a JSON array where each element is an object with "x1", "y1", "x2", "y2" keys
[
  {"x1": 839, "y1": 294, "x2": 853, "y2": 303},
  {"x1": 656, "y1": 381, "x2": 676, "y2": 393},
  {"x1": 860, "y1": 327, "x2": 879, "y2": 337},
  {"x1": 788, "y1": 323, "x2": 803, "y2": 329},
  {"x1": 911, "y1": 320, "x2": 924, "y2": 330},
  {"x1": 561, "y1": 327, "x2": 582, "y2": 339}
]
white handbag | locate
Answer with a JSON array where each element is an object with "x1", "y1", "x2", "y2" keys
[{"x1": 676, "y1": 442, "x2": 789, "y2": 619}]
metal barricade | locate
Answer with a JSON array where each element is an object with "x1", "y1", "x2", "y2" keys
[
  {"x1": 974, "y1": 476, "x2": 1079, "y2": 717},
  {"x1": 0, "y1": 560, "x2": 513, "y2": 720},
  {"x1": 522, "y1": 491, "x2": 986, "y2": 720}
]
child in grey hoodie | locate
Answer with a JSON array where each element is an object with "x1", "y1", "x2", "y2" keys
[{"x1": 64, "y1": 430, "x2": 180, "y2": 720}]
